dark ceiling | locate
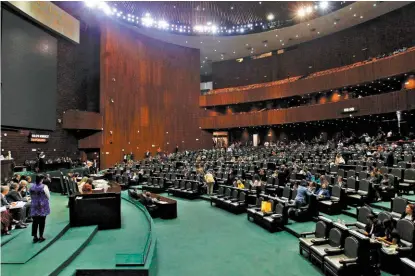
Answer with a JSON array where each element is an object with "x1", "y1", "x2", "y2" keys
[{"x1": 109, "y1": 1, "x2": 348, "y2": 26}]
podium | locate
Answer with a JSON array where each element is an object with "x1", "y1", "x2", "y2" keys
[{"x1": 69, "y1": 192, "x2": 121, "y2": 230}]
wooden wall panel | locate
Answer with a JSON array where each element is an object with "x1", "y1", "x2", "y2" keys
[
  {"x1": 201, "y1": 50, "x2": 415, "y2": 107},
  {"x1": 200, "y1": 90, "x2": 414, "y2": 129},
  {"x1": 100, "y1": 20, "x2": 211, "y2": 168},
  {"x1": 62, "y1": 110, "x2": 103, "y2": 130},
  {"x1": 79, "y1": 132, "x2": 103, "y2": 149}
]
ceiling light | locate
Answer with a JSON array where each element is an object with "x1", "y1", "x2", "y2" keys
[
  {"x1": 267, "y1": 13, "x2": 275, "y2": 21},
  {"x1": 297, "y1": 8, "x2": 306, "y2": 17},
  {"x1": 306, "y1": 6, "x2": 313, "y2": 14},
  {"x1": 158, "y1": 20, "x2": 169, "y2": 29},
  {"x1": 319, "y1": 1, "x2": 329, "y2": 10}
]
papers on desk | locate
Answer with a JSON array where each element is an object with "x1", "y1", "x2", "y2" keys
[
  {"x1": 157, "y1": 201, "x2": 168, "y2": 204},
  {"x1": 9, "y1": 201, "x2": 26, "y2": 209}
]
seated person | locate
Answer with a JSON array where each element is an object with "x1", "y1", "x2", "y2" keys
[
  {"x1": 235, "y1": 180, "x2": 245, "y2": 189},
  {"x1": 369, "y1": 167, "x2": 383, "y2": 184},
  {"x1": 377, "y1": 219, "x2": 399, "y2": 245},
  {"x1": 293, "y1": 180, "x2": 313, "y2": 208},
  {"x1": 375, "y1": 174, "x2": 394, "y2": 200},
  {"x1": 77, "y1": 177, "x2": 89, "y2": 193},
  {"x1": 335, "y1": 176, "x2": 346, "y2": 188},
  {"x1": 86, "y1": 178, "x2": 95, "y2": 189},
  {"x1": 361, "y1": 213, "x2": 384, "y2": 237},
  {"x1": 401, "y1": 204, "x2": 414, "y2": 222},
  {"x1": 18, "y1": 180, "x2": 30, "y2": 198},
  {"x1": 334, "y1": 154, "x2": 345, "y2": 165},
  {"x1": 307, "y1": 182, "x2": 317, "y2": 194},
  {"x1": 81, "y1": 183, "x2": 93, "y2": 194},
  {"x1": 1, "y1": 185, "x2": 27, "y2": 229},
  {"x1": 315, "y1": 182, "x2": 330, "y2": 200},
  {"x1": 251, "y1": 175, "x2": 263, "y2": 196},
  {"x1": 6, "y1": 183, "x2": 32, "y2": 223},
  {"x1": 12, "y1": 174, "x2": 21, "y2": 183},
  {"x1": 43, "y1": 174, "x2": 52, "y2": 186},
  {"x1": 1, "y1": 206, "x2": 13, "y2": 235}
]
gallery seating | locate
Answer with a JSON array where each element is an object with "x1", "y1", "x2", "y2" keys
[
  {"x1": 390, "y1": 197, "x2": 408, "y2": 219},
  {"x1": 323, "y1": 230, "x2": 370, "y2": 276},
  {"x1": 309, "y1": 223, "x2": 349, "y2": 269},
  {"x1": 167, "y1": 180, "x2": 201, "y2": 199},
  {"x1": 247, "y1": 197, "x2": 288, "y2": 232},
  {"x1": 299, "y1": 216, "x2": 333, "y2": 259}
]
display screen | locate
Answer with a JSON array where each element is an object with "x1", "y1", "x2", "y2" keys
[{"x1": 1, "y1": 8, "x2": 57, "y2": 130}]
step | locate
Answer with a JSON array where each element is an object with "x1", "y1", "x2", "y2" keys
[
  {"x1": 1, "y1": 226, "x2": 26, "y2": 247},
  {"x1": 1, "y1": 226, "x2": 98, "y2": 276},
  {"x1": 1, "y1": 221, "x2": 70, "y2": 264},
  {"x1": 284, "y1": 220, "x2": 316, "y2": 238}
]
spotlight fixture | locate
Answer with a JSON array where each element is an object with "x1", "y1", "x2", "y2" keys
[
  {"x1": 297, "y1": 8, "x2": 306, "y2": 17},
  {"x1": 319, "y1": 1, "x2": 329, "y2": 10},
  {"x1": 267, "y1": 13, "x2": 275, "y2": 21}
]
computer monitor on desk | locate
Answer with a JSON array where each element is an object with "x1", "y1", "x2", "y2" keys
[{"x1": 69, "y1": 192, "x2": 121, "y2": 230}]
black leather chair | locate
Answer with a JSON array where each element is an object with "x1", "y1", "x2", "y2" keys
[
  {"x1": 318, "y1": 185, "x2": 343, "y2": 215},
  {"x1": 289, "y1": 194, "x2": 319, "y2": 222},
  {"x1": 345, "y1": 177, "x2": 358, "y2": 194},
  {"x1": 348, "y1": 206, "x2": 372, "y2": 231},
  {"x1": 299, "y1": 216, "x2": 333, "y2": 259},
  {"x1": 310, "y1": 224, "x2": 348, "y2": 269},
  {"x1": 228, "y1": 190, "x2": 247, "y2": 213},
  {"x1": 390, "y1": 197, "x2": 408, "y2": 219},
  {"x1": 401, "y1": 169, "x2": 415, "y2": 194},
  {"x1": 247, "y1": 196, "x2": 264, "y2": 221},
  {"x1": 347, "y1": 179, "x2": 374, "y2": 205},
  {"x1": 323, "y1": 231, "x2": 370, "y2": 276},
  {"x1": 260, "y1": 198, "x2": 288, "y2": 232},
  {"x1": 401, "y1": 258, "x2": 415, "y2": 276}
]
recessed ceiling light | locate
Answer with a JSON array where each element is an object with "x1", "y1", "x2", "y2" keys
[
  {"x1": 354, "y1": 14, "x2": 357, "y2": 17},
  {"x1": 214, "y1": 49, "x2": 216, "y2": 51},
  {"x1": 218, "y1": 40, "x2": 220, "y2": 43},
  {"x1": 200, "y1": 41, "x2": 203, "y2": 44},
  {"x1": 246, "y1": 44, "x2": 249, "y2": 46},
  {"x1": 233, "y1": 51, "x2": 236, "y2": 54},
  {"x1": 275, "y1": 34, "x2": 278, "y2": 37},
  {"x1": 360, "y1": 15, "x2": 363, "y2": 19},
  {"x1": 267, "y1": 13, "x2": 275, "y2": 21},
  {"x1": 185, "y1": 41, "x2": 188, "y2": 43},
  {"x1": 230, "y1": 6, "x2": 234, "y2": 10}
]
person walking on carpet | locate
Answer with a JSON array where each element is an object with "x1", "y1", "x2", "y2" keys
[{"x1": 30, "y1": 174, "x2": 50, "y2": 243}]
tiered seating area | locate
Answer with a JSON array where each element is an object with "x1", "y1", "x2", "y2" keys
[
  {"x1": 205, "y1": 46, "x2": 415, "y2": 95},
  {"x1": 115, "y1": 139, "x2": 415, "y2": 275}
]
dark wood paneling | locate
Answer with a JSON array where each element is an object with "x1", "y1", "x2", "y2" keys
[
  {"x1": 212, "y1": 3, "x2": 415, "y2": 89},
  {"x1": 62, "y1": 110, "x2": 103, "y2": 130},
  {"x1": 201, "y1": 50, "x2": 415, "y2": 107},
  {"x1": 100, "y1": 20, "x2": 212, "y2": 168},
  {"x1": 79, "y1": 132, "x2": 103, "y2": 149},
  {"x1": 200, "y1": 90, "x2": 414, "y2": 129}
]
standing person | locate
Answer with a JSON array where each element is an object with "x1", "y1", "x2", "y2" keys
[
  {"x1": 30, "y1": 174, "x2": 50, "y2": 243},
  {"x1": 175, "y1": 145, "x2": 179, "y2": 154},
  {"x1": 204, "y1": 170, "x2": 215, "y2": 196}
]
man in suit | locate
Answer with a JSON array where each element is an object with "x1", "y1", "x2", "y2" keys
[
  {"x1": 1, "y1": 185, "x2": 27, "y2": 228},
  {"x1": 145, "y1": 150, "x2": 151, "y2": 158},
  {"x1": 6, "y1": 182, "x2": 32, "y2": 223}
]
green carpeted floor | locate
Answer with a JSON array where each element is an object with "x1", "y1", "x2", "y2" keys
[
  {"x1": 58, "y1": 198, "x2": 151, "y2": 275},
  {"x1": 154, "y1": 197, "x2": 322, "y2": 276}
]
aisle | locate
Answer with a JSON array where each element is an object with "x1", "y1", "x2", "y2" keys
[{"x1": 154, "y1": 197, "x2": 322, "y2": 276}]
